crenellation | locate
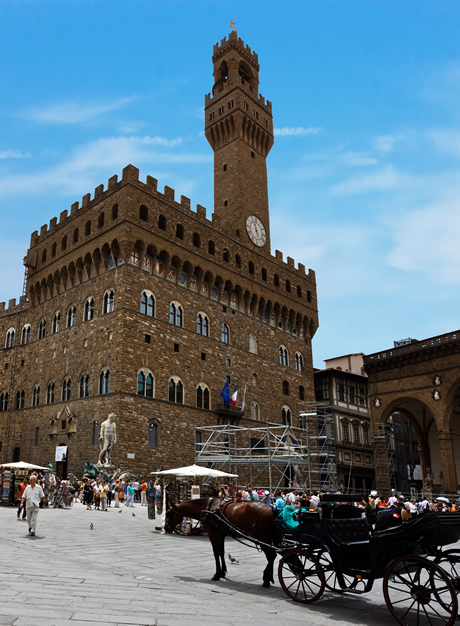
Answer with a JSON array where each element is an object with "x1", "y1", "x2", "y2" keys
[
  {"x1": 298, "y1": 262, "x2": 305, "y2": 274},
  {"x1": 81, "y1": 194, "x2": 91, "y2": 208},
  {"x1": 122, "y1": 164, "x2": 139, "y2": 182},
  {"x1": 40, "y1": 224, "x2": 48, "y2": 236},
  {"x1": 163, "y1": 186, "x2": 175, "y2": 202},
  {"x1": 59, "y1": 210, "x2": 68, "y2": 224},
  {"x1": 146, "y1": 175, "x2": 157, "y2": 191},
  {"x1": 49, "y1": 217, "x2": 57, "y2": 230},
  {"x1": 196, "y1": 204, "x2": 207, "y2": 220},
  {"x1": 94, "y1": 184, "x2": 104, "y2": 198},
  {"x1": 275, "y1": 250, "x2": 283, "y2": 262},
  {"x1": 287, "y1": 256, "x2": 294, "y2": 268},
  {"x1": 71, "y1": 201, "x2": 79, "y2": 215},
  {"x1": 180, "y1": 195, "x2": 191, "y2": 210},
  {"x1": 30, "y1": 230, "x2": 39, "y2": 246},
  {"x1": 108, "y1": 174, "x2": 118, "y2": 190},
  {"x1": 8, "y1": 298, "x2": 16, "y2": 309},
  {"x1": 0, "y1": 303, "x2": 4, "y2": 312}
]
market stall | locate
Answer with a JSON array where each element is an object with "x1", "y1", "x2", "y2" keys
[{"x1": 0, "y1": 461, "x2": 51, "y2": 506}]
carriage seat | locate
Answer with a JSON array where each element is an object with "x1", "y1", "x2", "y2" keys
[{"x1": 326, "y1": 518, "x2": 372, "y2": 546}]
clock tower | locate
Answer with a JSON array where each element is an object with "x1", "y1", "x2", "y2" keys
[{"x1": 205, "y1": 32, "x2": 274, "y2": 252}]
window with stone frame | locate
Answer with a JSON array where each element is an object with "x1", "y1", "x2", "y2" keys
[
  {"x1": 103, "y1": 290, "x2": 115, "y2": 314},
  {"x1": 137, "y1": 370, "x2": 154, "y2": 398},
  {"x1": 358, "y1": 381, "x2": 368, "y2": 407},
  {"x1": 52, "y1": 312, "x2": 61, "y2": 333},
  {"x1": 169, "y1": 302, "x2": 183, "y2": 327},
  {"x1": 282, "y1": 380, "x2": 290, "y2": 395},
  {"x1": 32, "y1": 386, "x2": 40, "y2": 407},
  {"x1": 140, "y1": 291, "x2": 155, "y2": 317},
  {"x1": 21, "y1": 324, "x2": 31, "y2": 345},
  {"x1": 251, "y1": 402, "x2": 260, "y2": 420},
  {"x1": 299, "y1": 385, "x2": 305, "y2": 401},
  {"x1": 278, "y1": 346, "x2": 288, "y2": 366},
  {"x1": 337, "y1": 378, "x2": 349, "y2": 403},
  {"x1": 315, "y1": 378, "x2": 330, "y2": 401},
  {"x1": 62, "y1": 378, "x2": 71, "y2": 402},
  {"x1": 342, "y1": 422, "x2": 349, "y2": 443},
  {"x1": 208, "y1": 240, "x2": 215, "y2": 255},
  {"x1": 249, "y1": 334, "x2": 257, "y2": 354},
  {"x1": 282, "y1": 406, "x2": 292, "y2": 426},
  {"x1": 149, "y1": 423, "x2": 158, "y2": 448},
  {"x1": 16, "y1": 390, "x2": 24, "y2": 409},
  {"x1": 168, "y1": 378, "x2": 184, "y2": 404},
  {"x1": 196, "y1": 384, "x2": 210, "y2": 409},
  {"x1": 195, "y1": 431, "x2": 202, "y2": 453},
  {"x1": 5, "y1": 329, "x2": 15, "y2": 349},
  {"x1": 93, "y1": 421, "x2": 99, "y2": 445},
  {"x1": 353, "y1": 425, "x2": 360, "y2": 444},
  {"x1": 0, "y1": 392, "x2": 8, "y2": 412},
  {"x1": 47, "y1": 382, "x2": 55, "y2": 404},
  {"x1": 221, "y1": 323, "x2": 229, "y2": 344},
  {"x1": 295, "y1": 352, "x2": 303, "y2": 371},
  {"x1": 99, "y1": 370, "x2": 110, "y2": 395},
  {"x1": 79, "y1": 375, "x2": 90, "y2": 398},
  {"x1": 38, "y1": 319, "x2": 46, "y2": 339},
  {"x1": 363, "y1": 428, "x2": 370, "y2": 446},
  {"x1": 83, "y1": 298, "x2": 94, "y2": 321},
  {"x1": 197, "y1": 313, "x2": 209, "y2": 337},
  {"x1": 67, "y1": 306, "x2": 76, "y2": 328}
]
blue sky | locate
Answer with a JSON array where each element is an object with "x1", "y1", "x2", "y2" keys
[{"x1": 0, "y1": 1, "x2": 459, "y2": 367}]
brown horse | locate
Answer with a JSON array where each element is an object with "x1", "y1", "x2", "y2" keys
[{"x1": 165, "y1": 497, "x2": 279, "y2": 587}]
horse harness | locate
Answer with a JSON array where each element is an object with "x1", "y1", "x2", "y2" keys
[{"x1": 201, "y1": 497, "x2": 267, "y2": 539}]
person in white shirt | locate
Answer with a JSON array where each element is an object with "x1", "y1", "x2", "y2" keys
[
  {"x1": 243, "y1": 487, "x2": 258, "y2": 502},
  {"x1": 20, "y1": 475, "x2": 45, "y2": 536},
  {"x1": 286, "y1": 490, "x2": 298, "y2": 505},
  {"x1": 388, "y1": 495, "x2": 398, "y2": 506}
]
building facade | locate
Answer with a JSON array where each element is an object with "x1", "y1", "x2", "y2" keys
[
  {"x1": 364, "y1": 330, "x2": 460, "y2": 496},
  {"x1": 0, "y1": 31, "x2": 318, "y2": 479},
  {"x1": 315, "y1": 353, "x2": 375, "y2": 494}
]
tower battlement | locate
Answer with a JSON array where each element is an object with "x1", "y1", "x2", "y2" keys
[{"x1": 213, "y1": 31, "x2": 259, "y2": 66}]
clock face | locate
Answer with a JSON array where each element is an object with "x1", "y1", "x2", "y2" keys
[{"x1": 246, "y1": 215, "x2": 267, "y2": 247}]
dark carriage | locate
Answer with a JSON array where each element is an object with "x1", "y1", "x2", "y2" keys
[{"x1": 277, "y1": 494, "x2": 460, "y2": 625}]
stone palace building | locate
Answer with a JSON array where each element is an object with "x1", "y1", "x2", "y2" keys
[{"x1": 0, "y1": 31, "x2": 319, "y2": 479}]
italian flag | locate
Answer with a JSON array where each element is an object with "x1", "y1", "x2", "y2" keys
[{"x1": 230, "y1": 384, "x2": 239, "y2": 407}]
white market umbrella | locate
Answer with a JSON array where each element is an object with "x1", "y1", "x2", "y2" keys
[
  {"x1": 153, "y1": 464, "x2": 238, "y2": 478},
  {"x1": 1, "y1": 461, "x2": 51, "y2": 471}
]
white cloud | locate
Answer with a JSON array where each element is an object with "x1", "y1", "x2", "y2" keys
[
  {"x1": 274, "y1": 126, "x2": 322, "y2": 137},
  {"x1": 372, "y1": 134, "x2": 405, "y2": 153},
  {"x1": 23, "y1": 97, "x2": 136, "y2": 125},
  {"x1": 427, "y1": 130, "x2": 460, "y2": 158},
  {"x1": 0, "y1": 135, "x2": 210, "y2": 198},
  {"x1": 340, "y1": 151, "x2": 378, "y2": 167},
  {"x1": 0, "y1": 150, "x2": 30, "y2": 159},
  {"x1": 331, "y1": 165, "x2": 412, "y2": 195},
  {"x1": 386, "y1": 196, "x2": 460, "y2": 283}
]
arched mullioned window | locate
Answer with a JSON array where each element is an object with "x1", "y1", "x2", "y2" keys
[
  {"x1": 99, "y1": 370, "x2": 110, "y2": 395},
  {"x1": 5, "y1": 328, "x2": 15, "y2": 348},
  {"x1": 295, "y1": 352, "x2": 304, "y2": 372},
  {"x1": 0, "y1": 392, "x2": 8, "y2": 412},
  {"x1": 67, "y1": 306, "x2": 76, "y2": 328},
  {"x1": 103, "y1": 290, "x2": 114, "y2": 314},
  {"x1": 282, "y1": 406, "x2": 292, "y2": 426},
  {"x1": 80, "y1": 375, "x2": 90, "y2": 398},
  {"x1": 197, "y1": 313, "x2": 209, "y2": 336},
  {"x1": 16, "y1": 390, "x2": 24, "y2": 409},
  {"x1": 140, "y1": 291, "x2": 155, "y2": 317},
  {"x1": 62, "y1": 378, "x2": 71, "y2": 402},
  {"x1": 47, "y1": 382, "x2": 55, "y2": 404},
  {"x1": 279, "y1": 346, "x2": 288, "y2": 366},
  {"x1": 149, "y1": 423, "x2": 158, "y2": 448},
  {"x1": 21, "y1": 324, "x2": 31, "y2": 345},
  {"x1": 84, "y1": 298, "x2": 94, "y2": 321},
  {"x1": 169, "y1": 302, "x2": 183, "y2": 327},
  {"x1": 38, "y1": 319, "x2": 46, "y2": 339},
  {"x1": 221, "y1": 324, "x2": 229, "y2": 344},
  {"x1": 137, "y1": 370, "x2": 154, "y2": 397},
  {"x1": 32, "y1": 385, "x2": 40, "y2": 407},
  {"x1": 168, "y1": 378, "x2": 183, "y2": 404},
  {"x1": 52, "y1": 312, "x2": 60, "y2": 333},
  {"x1": 196, "y1": 383, "x2": 210, "y2": 409},
  {"x1": 282, "y1": 380, "x2": 290, "y2": 396}
]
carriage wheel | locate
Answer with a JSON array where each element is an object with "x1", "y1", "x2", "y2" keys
[
  {"x1": 383, "y1": 555, "x2": 457, "y2": 626},
  {"x1": 278, "y1": 549, "x2": 325, "y2": 604},
  {"x1": 434, "y1": 550, "x2": 460, "y2": 590},
  {"x1": 316, "y1": 550, "x2": 356, "y2": 592}
]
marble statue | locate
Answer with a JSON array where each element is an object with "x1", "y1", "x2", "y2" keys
[
  {"x1": 98, "y1": 413, "x2": 117, "y2": 466},
  {"x1": 423, "y1": 466, "x2": 434, "y2": 491}
]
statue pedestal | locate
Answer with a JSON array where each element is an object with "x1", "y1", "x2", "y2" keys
[
  {"x1": 422, "y1": 490, "x2": 432, "y2": 500},
  {"x1": 96, "y1": 462, "x2": 115, "y2": 470}
]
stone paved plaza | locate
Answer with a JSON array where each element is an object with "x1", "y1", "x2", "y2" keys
[{"x1": 0, "y1": 503, "x2": 399, "y2": 626}]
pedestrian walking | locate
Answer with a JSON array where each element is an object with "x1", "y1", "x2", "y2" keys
[
  {"x1": 16, "y1": 476, "x2": 29, "y2": 520},
  {"x1": 100, "y1": 481, "x2": 108, "y2": 511},
  {"x1": 140, "y1": 480, "x2": 147, "y2": 506},
  {"x1": 20, "y1": 475, "x2": 45, "y2": 536},
  {"x1": 126, "y1": 482, "x2": 135, "y2": 507},
  {"x1": 114, "y1": 480, "x2": 121, "y2": 507}
]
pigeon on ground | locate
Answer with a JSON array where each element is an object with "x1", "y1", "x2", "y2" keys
[
  {"x1": 228, "y1": 554, "x2": 239, "y2": 564},
  {"x1": 132, "y1": 513, "x2": 135, "y2": 517},
  {"x1": 90, "y1": 523, "x2": 94, "y2": 530},
  {"x1": 118, "y1": 510, "x2": 122, "y2": 513}
]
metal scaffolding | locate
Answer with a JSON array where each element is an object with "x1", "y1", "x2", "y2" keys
[
  {"x1": 195, "y1": 402, "x2": 337, "y2": 493},
  {"x1": 373, "y1": 422, "x2": 396, "y2": 494}
]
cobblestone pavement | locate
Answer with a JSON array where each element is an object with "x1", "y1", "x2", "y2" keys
[{"x1": 0, "y1": 503, "x2": 404, "y2": 626}]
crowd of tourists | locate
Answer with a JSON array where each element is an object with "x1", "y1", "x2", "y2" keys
[{"x1": 79, "y1": 478, "x2": 149, "y2": 509}]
